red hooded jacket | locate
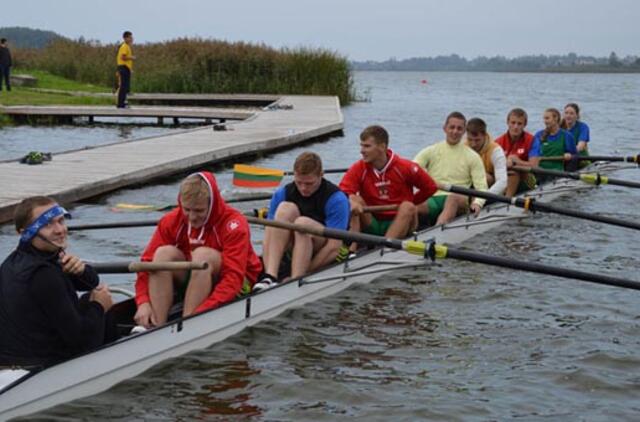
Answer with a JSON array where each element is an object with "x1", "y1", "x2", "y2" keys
[{"x1": 135, "y1": 172, "x2": 262, "y2": 313}]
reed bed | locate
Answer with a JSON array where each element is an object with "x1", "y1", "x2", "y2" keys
[{"x1": 15, "y1": 38, "x2": 354, "y2": 104}]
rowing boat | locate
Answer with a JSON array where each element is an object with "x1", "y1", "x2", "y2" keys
[{"x1": 0, "y1": 161, "x2": 622, "y2": 419}]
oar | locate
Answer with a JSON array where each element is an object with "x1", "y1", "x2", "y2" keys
[
  {"x1": 68, "y1": 205, "x2": 397, "y2": 231},
  {"x1": 513, "y1": 165, "x2": 640, "y2": 189},
  {"x1": 90, "y1": 261, "x2": 208, "y2": 274},
  {"x1": 245, "y1": 217, "x2": 640, "y2": 291},
  {"x1": 112, "y1": 192, "x2": 274, "y2": 212},
  {"x1": 438, "y1": 183, "x2": 640, "y2": 231},
  {"x1": 540, "y1": 155, "x2": 639, "y2": 163}
]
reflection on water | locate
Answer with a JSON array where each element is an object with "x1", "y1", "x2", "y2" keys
[{"x1": 4, "y1": 71, "x2": 640, "y2": 420}]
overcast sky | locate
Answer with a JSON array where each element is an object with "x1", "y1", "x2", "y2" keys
[{"x1": 1, "y1": 0, "x2": 638, "y2": 61}]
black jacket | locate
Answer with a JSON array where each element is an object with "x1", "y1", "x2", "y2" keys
[
  {"x1": 0, "y1": 243, "x2": 105, "y2": 367},
  {"x1": 0, "y1": 46, "x2": 11, "y2": 67}
]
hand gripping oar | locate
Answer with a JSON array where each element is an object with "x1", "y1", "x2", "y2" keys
[
  {"x1": 89, "y1": 261, "x2": 208, "y2": 274},
  {"x1": 540, "y1": 155, "x2": 639, "y2": 164},
  {"x1": 68, "y1": 205, "x2": 398, "y2": 231},
  {"x1": 438, "y1": 183, "x2": 640, "y2": 232},
  {"x1": 513, "y1": 165, "x2": 640, "y2": 189},
  {"x1": 245, "y1": 217, "x2": 640, "y2": 291}
]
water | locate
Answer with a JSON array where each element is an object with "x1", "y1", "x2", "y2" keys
[{"x1": 2, "y1": 71, "x2": 640, "y2": 420}]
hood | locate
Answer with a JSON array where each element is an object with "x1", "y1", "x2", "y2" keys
[{"x1": 176, "y1": 171, "x2": 228, "y2": 230}]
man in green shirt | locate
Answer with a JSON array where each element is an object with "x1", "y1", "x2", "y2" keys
[{"x1": 413, "y1": 111, "x2": 488, "y2": 225}]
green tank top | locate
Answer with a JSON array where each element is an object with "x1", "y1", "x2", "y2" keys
[{"x1": 540, "y1": 130, "x2": 567, "y2": 171}]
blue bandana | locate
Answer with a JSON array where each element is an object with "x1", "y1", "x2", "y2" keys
[{"x1": 19, "y1": 204, "x2": 69, "y2": 244}]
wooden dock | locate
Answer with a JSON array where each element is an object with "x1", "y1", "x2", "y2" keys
[
  {"x1": 0, "y1": 95, "x2": 343, "y2": 223},
  {"x1": 0, "y1": 105, "x2": 254, "y2": 124}
]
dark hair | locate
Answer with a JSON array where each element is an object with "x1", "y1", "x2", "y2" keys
[
  {"x1": 360, "y1": 125, "x2": 389, "y2": 147},
  {"x1": 293, "y1": 151, "x2": 323, "y2": 175},
  {"x1": 541, "y1": 108, "x2": 561, "y2": 142},
  {"x1": 560, "y1": 103, "x2": 581, "y2": 129},
  {"x1": 122, "y1": 31, "x2": 132, "y2": 39},
  {"x1": 445, "y1": 111, "x2": 466, "y2": 126},
  {"x1": 0, "y1": 38, "x2": 6, "y2": 44},
  {"x1": 14, "y1": 196, "x2": 56, "y2": 232},
  {"x1": 507, "y1": 108, "x2": 528, "y2": 125},
  {"x1": 466, "y1": 118, "x2": 487, "y2": 134}
]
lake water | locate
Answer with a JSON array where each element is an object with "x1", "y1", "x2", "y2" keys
[{"x1": 2, "y1": 71, "x2": 640, "y2": 421}]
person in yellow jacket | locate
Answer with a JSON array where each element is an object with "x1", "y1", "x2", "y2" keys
[
  {"x1": 413, "y1": 111, "x2": 488, "y2": 226},
  {"x1": 116, "y1": 31, "x2": 135, "y2": 108}
]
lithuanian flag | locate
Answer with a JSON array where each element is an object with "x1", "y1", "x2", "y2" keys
[{"x1": 233, "y1": 164, "x2": 284, "y2": 188}]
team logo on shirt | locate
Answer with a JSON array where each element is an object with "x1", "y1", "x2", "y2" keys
[
  {"x1": 375, "y1": 180, "x2": 390, "y2": 200},
  {"x1": 228, "y1": 220, "x2": 240, "y2": 231},
  {"x1": 517, "y1": 148, "x2": 525, "y2": 154}
]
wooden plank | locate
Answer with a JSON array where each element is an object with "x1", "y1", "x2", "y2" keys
[{"x1": 0, "y1": 96, "x2": 343, "y2": 224}]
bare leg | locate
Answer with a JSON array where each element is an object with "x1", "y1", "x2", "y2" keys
[
  {"x1": 435, "y1": 194, "x2": 467, "y2": 225},
  {"x1": 385, "y1": 201, "x2": 418, "y2": 239},
  {"x1": 262, "y1": 202, "x2": 299, "y2": 277},
  {"x1": 183, "y1": 247, "x2": 222, "y2": 317},
  {"x1": 505, "y1": 171, "x2": 520, "y2": 197},
  {"x1": 348, "y1": 195, "x2": 372, "y2": 253},
  {"x1": 149, "y1": 245, "x2": 187, "y2": 325},
  {"x1": 290, "y1": 217, "x2": 330, "y2": 278}
]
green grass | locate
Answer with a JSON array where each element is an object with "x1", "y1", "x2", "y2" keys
[{"x1": 14, "y1": 69, "x2": 111, "y2": 93}]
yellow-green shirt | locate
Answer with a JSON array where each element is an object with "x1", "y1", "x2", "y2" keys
[
  {"x1": 117, "y1": 43, "x2": 133, "y2": 69},
  {"x1": 413, "y1": 140, "x2": 488, "y2": 206}
]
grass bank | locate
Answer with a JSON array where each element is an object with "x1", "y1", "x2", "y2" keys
[{"x1": 16, "y1": 38, "x2": 355, "y2": 104}]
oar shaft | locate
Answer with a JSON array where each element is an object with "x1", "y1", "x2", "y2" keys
[
  {"x1": 442, "y1": 247, "x2": 640, "y2": 291},
  {"x1": 363, "y1": 204, "x2": 399, "y2": 213},
  {"x1": 513, "y1": 165, "x2": 640, "y2": 189},
  {"x1": 540, "y1": 155, "x2": 639, "y2": 163},
  {"x1": 245, "y1": 216, "x2": 404, "y2": 250},
  {"x1": 69, "y1": 220, "x2": 158, "y2": 230},
  {"x1": 440, "y1": 183, "x2": 640, "y2": 231},
  {"x1": 90, "y1": 261, "x2": 208, "y2": 274},
  {"x1": 283, "y1": 168, "x2": 348, "y2": 176}
]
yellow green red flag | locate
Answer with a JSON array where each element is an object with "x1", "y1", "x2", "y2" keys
[{"x1": 233, "y1": 164, "x2": 284, "y2": 188}]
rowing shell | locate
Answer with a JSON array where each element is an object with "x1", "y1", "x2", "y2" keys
[{"x1": 0, "y1": 161, "x2": 619, "y2": 419}]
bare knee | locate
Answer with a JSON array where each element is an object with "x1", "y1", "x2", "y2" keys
[
  {"x1": 274, "y1": 202, "x2": 301, "y2": 221},
  {"x1": 153, "y1": 245, "x2": 185, "y2": 262},
  {"x1": 396, "y1": 201, "x2": 417, "y2": 217},
  {"x1": 191, "y1": 247, "x2": 222, "y2": 275}
]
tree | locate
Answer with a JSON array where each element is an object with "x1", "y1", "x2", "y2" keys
[{"x1": 609, "y1": 51, "x2": 622, "y2": 67}]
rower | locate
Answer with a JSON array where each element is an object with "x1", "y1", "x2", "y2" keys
[
  {"x1": 561, "y1": 102, "x2": 590, "y2": 167},
  {"x1": 253, "y1": 152, "x2": 350, "y2": 292},
  {"x1": 339, "y1": 125, "x2": 437, "y2": 246},
  {"x1": 464, "y1": 117, "x2": 508, "y2": 195},
  {"x1": 413, "y1": 112, "x2": 488, "y2": 225},
  {"x1": 134, "y1": 172, "x2": 262, "y2": 328},
  {"x1": 0, "y1": 196, "x2": 114, "y2": 367},
  {"x1": 534, "y1": 108, "x2": 578, "y2": 175},
  {"x1": 494, "y1": 108, "x2": 541, "y2": 196}
]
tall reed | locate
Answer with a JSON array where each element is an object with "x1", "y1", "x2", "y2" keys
[{"x1": 15, "y1": 38, "x2": 355, "y2": 104}]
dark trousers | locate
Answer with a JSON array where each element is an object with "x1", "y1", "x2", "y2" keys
[
  {"x1": 117, "y1": 65, "x2": 131, "y2": 107},
  {"x1": 0, "y1": 65, "x2": 10, "y2": 91}
]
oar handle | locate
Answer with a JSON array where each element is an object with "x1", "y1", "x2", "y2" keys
[
  {"x1": 283, "y1": 168, "x2": 348, "y2": 176},
  {"x1": 363, "y1": 204, "x2": 399, "y2": 213},
  {"x1": 90, "y1": 261, "x2": 208, "y2": 274}
]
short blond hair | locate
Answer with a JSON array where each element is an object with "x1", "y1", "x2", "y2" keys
[
  {"x1": 293, "y1": 152, "x2": 323, "y2": 176},
  {"x1": 180, "y1": 175, "x2": 210, "y2": 204}
]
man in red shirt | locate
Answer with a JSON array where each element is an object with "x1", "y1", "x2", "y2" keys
[
  {"x1": 494, "y1": 108, "x2": 541, "y2": 196},
  {"x1": 339, "y1": 125, "x2": 438, "y2": 248},
  {"x1": 134, "y1": 172, "x2": 262, "y2": 328}
]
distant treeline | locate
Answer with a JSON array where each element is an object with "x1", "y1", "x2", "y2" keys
[
  {"x1": 14, "y1": 37, "x2": 354, "y2": 103},
  {"x1": 0, "y1": 26, "x2": 63, "y2": 49},
  {"x1": 352, "y1": 52, "x2": 640, "y2": 73}
]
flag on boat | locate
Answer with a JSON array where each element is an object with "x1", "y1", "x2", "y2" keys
[{"x1": 232, "y1": 164, "x2": 284, "y2": 188}]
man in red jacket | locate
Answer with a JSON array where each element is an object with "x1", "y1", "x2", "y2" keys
[
  {"x1": 339, "y1": 125, "x2": 438, "y2": 249},
  {"x1": 134, "y1": 172, "x2": 262, "y2": 328}
]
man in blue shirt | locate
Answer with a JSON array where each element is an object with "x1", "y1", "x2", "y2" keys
[{"x1": 253, "y1": 152, "x2": 350, "y2": 291}]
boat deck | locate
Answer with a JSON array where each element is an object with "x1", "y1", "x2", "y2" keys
[{"x1": 0, "y1": 95, "x2": 343, "y2": 223}]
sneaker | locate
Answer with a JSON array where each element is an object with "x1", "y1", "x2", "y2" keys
[
  {"x1": 130, "y1": 325, "x2": 148, "y2": 335},
  {"x1": 253, "y1": 274, "x2": 279, "y2": 292},
  {"x1": 335, "y1": 245, "x2": 351, "y2": 263}
]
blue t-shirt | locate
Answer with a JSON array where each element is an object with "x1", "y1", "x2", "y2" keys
[
  {"x1": 267, "y1": 185, "x2": 350, "y2": 230},
  {"x1": 533, "y1": 129, "x2": 577, "y2": 155},
  {"x1": 567, "y1": 121, "x2": 590, "y2": 143},
  {"x1": 528, "y1": 136, "x2": 542, "y2": 157}
]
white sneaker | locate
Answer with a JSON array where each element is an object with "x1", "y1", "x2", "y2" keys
[
  {"x1": 252, "y1": 274, "x2": 279, "y2": 292},
  {"x1": 130, "y1": 325, "x2": 148, "y2": 335}
]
